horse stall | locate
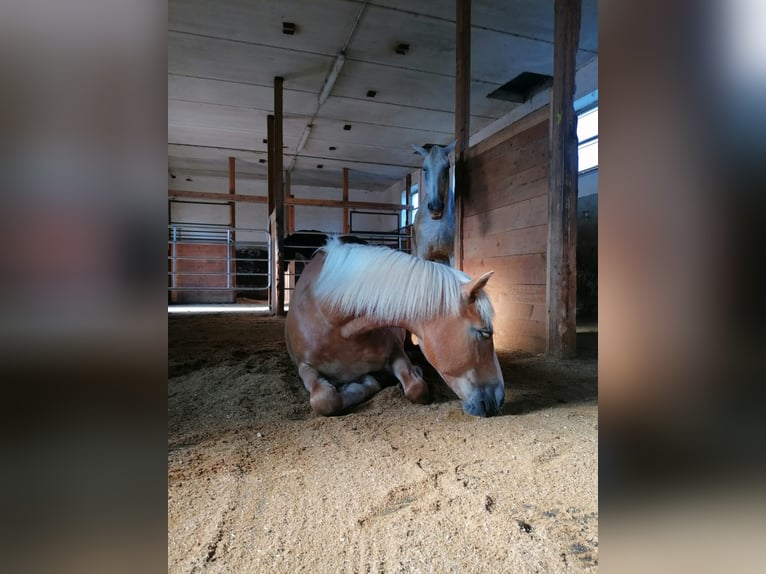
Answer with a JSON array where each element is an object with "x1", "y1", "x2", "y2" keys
[
  {"x1": 168, "y1": 1, "x2": 598, "y2": 572},
  {"x1": 463, "y1": 106, "x2": 551, "y2": 354}
]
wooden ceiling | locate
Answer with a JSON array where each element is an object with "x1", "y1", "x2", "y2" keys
[{"x1": 168, "y1": 0, "x2": 598, "y2": 192}]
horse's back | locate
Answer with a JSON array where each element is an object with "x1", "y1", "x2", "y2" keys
[{"x1": 285, "y1": 250, "x2": 399, "y2": 382}]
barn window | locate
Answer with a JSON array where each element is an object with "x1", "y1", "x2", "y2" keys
[
  {"x1": 401, "y1": 184, "x2": 419, "y2": 228},
  {"x1": 577, "y1": 103, "x2": 598, "y2": 173}
]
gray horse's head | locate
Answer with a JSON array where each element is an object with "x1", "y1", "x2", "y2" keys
[{"x1": 413, "y1": 141, "x2": 456, "y2": 220}]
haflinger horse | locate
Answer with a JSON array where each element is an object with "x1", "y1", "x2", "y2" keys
[
  {"x1": 412, "y1": 141, "x2": 457, "y2": 266},
  {"x1": 285, "y1": 236, "x2": 505, "y2": 417},
  {"x1": 283, "y1": 230, "x2": 367, "y2": 285}
]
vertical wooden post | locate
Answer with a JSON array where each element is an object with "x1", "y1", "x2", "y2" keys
[
  {"x1": 273, "y1": 77, "x2": 286, "y2": 316},
  {"x1": 454, "y1": 0, "x2": 471, "y2": 270},
  {"x1": 342, "y1": 167, "x2": 350, "y2": 234},
  {"x1": 284, "y1": 169, "x2": 294, "y2": 303},
  {"x1": 286, "y1": 170, "x2": 294, "y2": 234},
  {"x1": 267, "y1": 114, "x2": 276, "y2": 312},
  {"x1": 228, "y1": 156, "x2": 236, "y2": 229},
  {"x1": 547, "y1": 0, "x2": 581, "y2": 358},
  {"x1": 267, "y1": 115, "x2": 275, "y2": 216},
  {"x1": 168, "y1": 199, "x2": 173, "y2": 304},
  {"x1": 228, "y1": 156, "x2": 236, "y2": 296}
]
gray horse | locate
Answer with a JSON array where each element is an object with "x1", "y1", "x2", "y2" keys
[{"x1": 412, "y1": 141, "x2": 456, "y2": 266}]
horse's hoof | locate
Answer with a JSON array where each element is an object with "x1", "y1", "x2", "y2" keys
[
  {"x1": 310, "y1": 386, "x2": 344, "y2": 416},
  {"x1": 403, "y1": 380, "x2": 431, "y2": 404}
]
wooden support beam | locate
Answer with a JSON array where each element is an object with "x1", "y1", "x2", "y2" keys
[
  {"x1": 168, "y1": 189, "x2": 407, "y2": 212},
  {"x1": 228, "y1": 156, "x2": 237, "y2": 293},
  {"x1": 274, "y1": 77, "x2": 284, "y2": 218},
  {"x1": 286, "y1": 171, "x2": 294, "y2": 234},
  {"x1": 169, "y1": 189, "x2": 266, "y2": 204},
  {"x1": 342, "y1": 167, "x2": 350, "y2": 234},
  {"x1": 454, "y1": 0, "x2": 471, "y2": 270},
  {"x1": 228, "y1": 156, "x2": 236, "y2": 230},
  {"x1": 546, "y1": 0, "x2": 581, "y2": 358},
  {"x1": 286, "y1": 197, "x2": 407, "y2": 211},
  {"x1": 273, "y1": 76, "x2": 286, "y2": 316},
  {"x1": 455, "y1": 0, "x2": 471, "y2": 156},
  {"x1": 267, "y1": 115, "x2": 275, "y2": 214}
]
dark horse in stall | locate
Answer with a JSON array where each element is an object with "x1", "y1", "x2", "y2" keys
[
  {"x1": 412, "y1": 141, "x2": 456, "y2": 266},
  {"x1": 283, "y1": 230, "x2": 367, "y2": 284}
]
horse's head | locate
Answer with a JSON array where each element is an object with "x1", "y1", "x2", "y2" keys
[
  {"x1": 417, "y1": 271, "x2": 505, "y2": 417},
  {"x1": 413, "y1": 141, "x2": 456, "y2": 220}
]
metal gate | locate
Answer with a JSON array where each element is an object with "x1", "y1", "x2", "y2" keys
[
  {"x1": 169, "y1": 225, "x2": 412, "y2": 311},
  {"x1": 168, "y1": 225, "x2": 271, "y2": 305}
]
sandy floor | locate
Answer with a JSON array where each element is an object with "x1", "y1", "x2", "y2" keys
[{"x1": 168, "y1": 314, "x2": 598, "y2": 573}]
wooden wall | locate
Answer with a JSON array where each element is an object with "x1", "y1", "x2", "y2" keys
[
  {"x1": 462, "y1": 105, "x2": 550, "y2": 354},
  {"x1": 169, "y1": 243, "x2": 236, "y2": 304}
]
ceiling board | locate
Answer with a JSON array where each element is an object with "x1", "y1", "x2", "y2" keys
[{"x1": 167, "y1": 0, "x2": 598, "y2": 193}]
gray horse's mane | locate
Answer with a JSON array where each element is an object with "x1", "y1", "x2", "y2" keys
[{"x1": 313, "y1": 236, "x2": 493, "y2": 326}]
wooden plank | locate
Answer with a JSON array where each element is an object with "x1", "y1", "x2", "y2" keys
[
  {"x1": 465, "y1": 169, "x2": 548, "y2": 217},
  {"x1": 464, "y1": 224, "x2": 548, "y2": 259},
  {"x1": 174, "y1": 244, "x2": 230, "y2": 258},
  {"x1": 467, "y1": 137, "x2": 548, "y2": 188},
  {"x1": 267, "y1": 114, "x2": 275, "y2": 214},
  {"x1": 471, "y1": 277, "x2": 547, "y2": 322},
  {"x1": 228, "y1": 157, "x2": 236, "y2": 244},
  {"x1": 547, "y1": 0, "x2": 581, "y2": 358},
  {"x1": 465, "y1": 105, "x2": 550, "y2": 160},
  {"x1": 455, "y1": 0, "x2": 471, "y2": 154},
  {"x1": 464, "y1": 254, "x2": 547, "y2": 286},
  {"x1": 286, "y1": 197, "x2": 406, "y2": 210},
  {"x1": 462, "y1": 255, "x2": 548, "y2": 354},
  {"x1": 169, "y1": 189, "x2": 267, "y2": 204},
  {"x1": 454, "y1": 0, "x2": 471, "y2": 270},
  {"x1": 463, "y1": 194, "x2": 547, "y2": 237},
  {"x1": 286, "y1": 171, "x2": 294, "y2": 233},
  {"x1": 468, "y1": 119, "x2": 549, "y2": 167},
  {"x1": 496, "y1": 329, "x2": 547, "y2": 355},
  {"x1": 167, "y1": 189, "x2": 406, "y2": 211},
  {"x1": 273, "y1": 76, "x2": 286, "y2": 316},
  {"x1": 342, "y1": 167, "x2": 349, "y2": 234}
]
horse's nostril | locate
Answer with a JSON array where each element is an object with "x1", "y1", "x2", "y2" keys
[{"x1": 463, "y1": 384, "x2": 504, "y2": 417}]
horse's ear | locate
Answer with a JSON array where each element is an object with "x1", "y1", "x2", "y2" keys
[
  {"x1": 462, "y1": 271, "x2": 494, "y2": 302},
  {"x1": 412, "y1": 144, "x2": 429, "y2": 158},
  {"x1": 444, "y1": 140, "x2": 457, "y2": 155}
]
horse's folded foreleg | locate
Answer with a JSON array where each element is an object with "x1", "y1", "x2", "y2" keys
[
  {"x1": 298, "y1": 363, "x2": 381, "y2": 416},
  {"x1": 390, "y1": 353, "x2": 430, "y2": 404},
  {"x1": 337, "y1": 376, "x2": 381, "y2": 410},
  {"x1": 298, "y1": 363, "x2": 343, "y2": 415}
]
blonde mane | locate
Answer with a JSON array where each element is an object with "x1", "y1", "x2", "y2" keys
[{"x1": 313, "y1": 236, "x2": 494, "y2": 326}]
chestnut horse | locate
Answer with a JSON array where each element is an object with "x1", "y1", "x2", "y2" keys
[
  {"x1": 284, "y1": 237, "x2": 505, "y2": 417},
  {"x1": 412, "y1": 141, "x2": 456, "y2": 266}
]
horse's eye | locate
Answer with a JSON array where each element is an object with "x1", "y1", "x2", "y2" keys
[{"x1": 476, "y1": 328, "x2": 492, "y2": 340}]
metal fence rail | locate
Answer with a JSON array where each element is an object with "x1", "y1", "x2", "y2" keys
[
  {"x1": 168, "y1": 225, "x2": 412, "y2": 305},
  {"x1": 168, "y1": 225, "x2": 272, "y2": 303}
]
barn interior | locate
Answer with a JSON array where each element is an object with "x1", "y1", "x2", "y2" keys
[{"x1": 168, "y1": 1, "x2": 598, "y2": 572}]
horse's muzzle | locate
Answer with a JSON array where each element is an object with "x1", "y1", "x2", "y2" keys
[
  {"x1": 463, "y1": 383, "x2": 505, "y2": 417},
  {"x1": 427, "y1": 200, "x2": 444, "y2": 219}
]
